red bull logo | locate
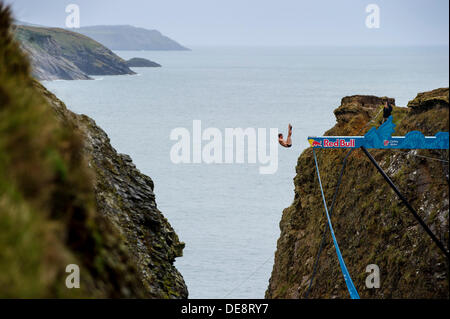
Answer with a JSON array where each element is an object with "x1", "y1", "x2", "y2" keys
[
  {"x1": 323, "y1": 139, "x2": 355, "y2": 148},
  {"x1": 309, "y1": 138, "x2": 356, "y2": 148},
  {"x1": 308, "y1": 139, "x2": 322, "y2": 147}
]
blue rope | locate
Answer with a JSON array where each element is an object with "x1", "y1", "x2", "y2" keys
[{"x1": 312, "y1": 149, "x2": 360, "y2": 299}]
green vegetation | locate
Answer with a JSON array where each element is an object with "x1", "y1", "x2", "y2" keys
[
  {"x1": 13, "y1": 24, "x2": 134, "y2": 80},
  {"x1": 16, "y1": 25, "x2": 101, "y2": 52},
  {"x1": 1, "y1": 4, "x2": 187, "y2": 298},
  {"x1": 0, "y1": 4, "x2": 96, "y2": 297}
]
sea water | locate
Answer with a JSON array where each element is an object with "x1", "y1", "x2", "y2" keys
[{"x1": 43, "y1": 46, "x2": 449, "y2": 298}]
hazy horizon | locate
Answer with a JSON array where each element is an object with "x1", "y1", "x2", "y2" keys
[{"x1": 5, "y1": 0, "x2": 449, "y2": 47}]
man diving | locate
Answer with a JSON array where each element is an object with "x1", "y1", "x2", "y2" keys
[{"x1": 278, "y1": 124, "x2": 292, "y2": 148}]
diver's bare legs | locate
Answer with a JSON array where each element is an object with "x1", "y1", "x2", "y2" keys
[
  {"x1": 286, "y1": 124, "x2": 292, "y2": 147},
  {"x1": 278, "y1": 124, "x2": 293, "y2": 148}
]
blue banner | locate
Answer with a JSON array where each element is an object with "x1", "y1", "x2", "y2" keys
[{"x1": 308, "y1": 116, "x2": 449, "y2": 149}]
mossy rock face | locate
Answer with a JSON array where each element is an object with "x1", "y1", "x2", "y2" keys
[
  {"x1": 407, "y1": 88, "x2": 449, "y2": 112},
  {"x1": 334, "y1": 95, "x2": 395, "y2": 125},
  {"x1": 266, "y1": 90, "x2": 449, "y2": 299},
  {"x1": 0, "y1": 4, "x2": 187, "y2": 298}
]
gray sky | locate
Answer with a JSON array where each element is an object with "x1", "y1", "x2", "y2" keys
[{"x1": 5, "y1": 0, "x2": 449, "y2": 46}]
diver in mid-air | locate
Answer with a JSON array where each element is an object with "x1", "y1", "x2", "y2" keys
[{"x1": 278, "y1": 124, "x2": 292, "y2": 148}]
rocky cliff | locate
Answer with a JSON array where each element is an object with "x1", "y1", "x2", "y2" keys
[
  {"x1": 0, "y1": 4, "x2": 186, "y2": 298},
  {"x1": 266, "y1": 89, "x2": 449, "y2": 299},
  {"x1": 14, "y1": 25, "x2": 135, "y2": 80},
  {"x1": 38, "y1": 83, "x2": 188, "y2": 298},
  {"x1": 126, "y1": 57, "x2": 161, "y2": 68}
]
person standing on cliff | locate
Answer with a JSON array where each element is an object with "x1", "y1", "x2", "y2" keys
[
  {"x1": 381, "y1": 101, "x2": 393, "y2": 124},
  {"x1": 278, "y1": 124, "x2": 292, "y2": 148}
]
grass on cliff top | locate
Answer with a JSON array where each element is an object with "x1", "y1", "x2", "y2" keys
[
  {"x1": 2, "y1": 4, "x2": 153, "y2": 298},
  {"x1": 0, "y1": 4, "x2": 98, "y2": 297},
  {"x1": 14, "y1": 25, "x2": 118, "y2": 58}
]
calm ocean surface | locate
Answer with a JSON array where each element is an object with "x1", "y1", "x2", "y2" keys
[{"x1": 43, "y1": 46, "x2": 449, "y2": 298}]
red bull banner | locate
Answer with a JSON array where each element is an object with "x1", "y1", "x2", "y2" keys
[{"x1": 308, "y1": 116, "x2": 449, "y2": 150}]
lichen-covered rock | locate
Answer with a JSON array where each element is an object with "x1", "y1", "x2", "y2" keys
[
  {"x1": 334, "y1": 95, "x2": 395, "y2": 124},
  {"x1": 266, "y1": 90, "x2": 449, "y2": 299},
  {"x1": 407, "y1": 88, "x2": 449, "y2": 112}
]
